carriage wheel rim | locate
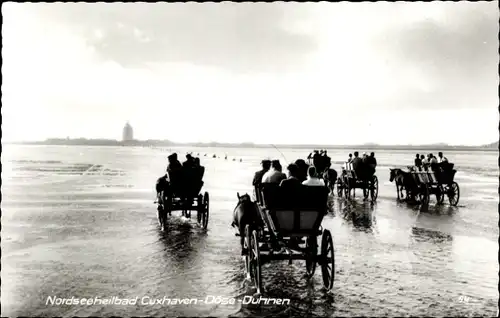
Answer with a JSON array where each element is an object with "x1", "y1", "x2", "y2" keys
[
  {"x1": 250, "y1": 230, "x2": 262, "y2": 292},
  {"x1": 244, "y1": 226, "x2": 253, "y2": 279},
  {"x1": 202, "y1": 192, "x2": 209, "y2": 229},
  {"x1": 448, "y1": 183, "x2": 459, "y2": 206},
  {"x1": 371, "y1": 177, "x2": 378, "y2": 201}
]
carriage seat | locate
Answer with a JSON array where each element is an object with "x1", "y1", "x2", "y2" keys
[
  {"x1": 170, "y1": 165, "x2": 205, "y2": 198},
  {"x1": 257, "y1": 183, "x2": 329, "y2": 236}
]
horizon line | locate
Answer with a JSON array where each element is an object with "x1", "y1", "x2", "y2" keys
[{"x1": 3, "y1": 137, "x2": 497, "y2": 148}]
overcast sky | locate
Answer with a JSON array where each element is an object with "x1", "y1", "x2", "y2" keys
[{"x1": 2, "y1": 2, "x2": 498, "y2": 145}]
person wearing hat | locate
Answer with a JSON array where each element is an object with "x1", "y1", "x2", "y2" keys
[
  {"x1": 183, "y1": 153, "x2": 195, "y2": 168},
  {"x1": 294, "y1": 159, "x2": 309, "y2": 183},
  {"x1": 167, "y1": 153, "x2": 183, "y2": 192},
  {"x1": 167, "y1": 153, "x2": 182, "y2": 174},
  {"x1": 156, "y1": 153, "x2": 181, "y2": 202},
  {"x1": 253, "y1": 159, "x2": 271, "y2": 186},
  {"x1": 261, "y1": 160, "x2": 287, "y2": 184},
  {"x1": 279, "y1": 163, "x2": 302, "y2": 189}
]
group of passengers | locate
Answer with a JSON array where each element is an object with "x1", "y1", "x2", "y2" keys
[
  {"x1": 344, "y1": 151, "x2": 377, "y2": 180},
  {"x1": 307, "y1": 150, "x2": 332, "y2": 173},
  {"x1": 253, "y1": 159, "x2": 326, "y2": 190},
  {"x1": 413, "y1": 152, "x2": 450, "y2": 172},
  {"x1": 156, "y1": 153, "x2": 205, "y2": 201}
]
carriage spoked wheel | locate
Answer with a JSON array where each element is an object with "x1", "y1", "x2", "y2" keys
[
  {"x1": 320, "y1": 229, "x2": 335, "y2": 290},
  {"x1": 418, "y1": 184, "x2": 430, "y2": 206},
  {"x1": 249, "y1": 229, "x2": 262, "y2": 294},
  {"x1": 197, "y1": 194, "x2": 204, "y2": 224},
  {"x1": 202, "y1": 192, "x2": 210, "y2": 229},
  {"x1": 336, "y1": 178, "x2": 343, "y2": 197},
  {"x1": 370, "y1": 176, "x2": 379, "y2": 202},
  {"x1": 435, "y1": 185, "x2": 445, "y2": 205},
  {"x1": 305, "y1": 236, "x2": 318, "y2": 278},
  {"x1": 447, "y1": 182, "x2": 460, "y2": 206}
]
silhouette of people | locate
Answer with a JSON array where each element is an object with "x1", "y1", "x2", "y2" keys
[
  {"x1": 253, "y1": 160, "x2": 271, "y2": 186},
  {"x1": 294, "y1": 159, "x2": 309, "y2": 183},
  {"x1": 279, "y1": 163, "x2": 302, "y2": 189},
  {"x1": 414, "y1": 154, "x2": 422, "y2": 168},
  {"x1": 347, "y1": 153, "x2": 353, "y2": 163}
]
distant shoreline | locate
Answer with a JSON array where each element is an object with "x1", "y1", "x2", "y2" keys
[{"x1": 4, "y1": 139, "x2": 498, "y2": 151}]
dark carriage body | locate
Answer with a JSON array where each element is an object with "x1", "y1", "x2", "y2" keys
[
  {"x1": 156, "y1": 166, "x2": 209, "y2": 230},
  {"x1": 404, "y1": 163, "x2": 459, "y2": 206},
  {"x1": 336, "y1": 162, "x2": 378, "y2": 201}
]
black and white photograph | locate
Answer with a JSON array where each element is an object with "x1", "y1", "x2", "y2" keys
[{"x1": 1, "y1": 2, "x2": 498, "y2": 317}]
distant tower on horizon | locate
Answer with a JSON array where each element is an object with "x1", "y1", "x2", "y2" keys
[{"x1": 122, "y1": 121, "x2": 134, "y2": 142}]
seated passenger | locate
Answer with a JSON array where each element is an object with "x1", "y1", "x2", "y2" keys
[
  {"x1": 351, "y1": 151, "x2": 363, "y2": 176},
  {"x1": 428, "y1": 154, "x2": 439, "y2": 172},
  {"x1": 414, "y1": 153, "x2": 422, "y2": 168},
  {"x1": 279, "y1": 163, "x2": 302, "y2": 189},
  {"x1": 347, "y1": 153, "x2": 353, "y2": 163},
  {"x1": 438, "y1": 152, "x2": 448, "y2": 163},
  {"x1": 167, "y1": 153, "x2": 183, "y2": 188},
  {"x1": 194, "y1": 157, "x2": 205, "y2": 180},
  {"x1": 183, "y1": 154, "x2": 195, "y2": 168},
  {"x1": 420, "y1": 154, "x2": 429, "y2": 170},
  {"x1": 262, "y1": 160, "x2": 287, "y2": 184},
  {"x1": 365, "y1": 152, "x2": 377, "y2": 178},
  {"x1": 167, "y1": 153, "x2": 182, "y2": 173},
  {"x1": 181, "y1": 164, "x2": 201, "y2": 199},
  {"x1": 429, "y1": 153, "x2": 438, "y2": 164},
  {"x1": 312, "y1": 151, "x2": 321, "y2": 169},
  {"x1": 253, "y1": 160, "x2": 271, "y2": 186},
  {"x1": 302, "y1": 166, "x2": 325, "y2": 186}
]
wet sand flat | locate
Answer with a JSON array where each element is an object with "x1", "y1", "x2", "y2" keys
[{"x1": 1, "y1": 145, "x2": 498, "y2": 317}]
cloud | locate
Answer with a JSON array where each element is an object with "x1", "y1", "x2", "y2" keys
[
  {"x1": 372, "y1": 1, "x2": 498, "y2": 109},
  {"x1": 26, "y1": 3, "x2": 317, "y2": 73}
]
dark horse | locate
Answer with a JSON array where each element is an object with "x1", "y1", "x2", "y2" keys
[
  {"x1": 389, "y1": 168, "x2": 414, "y2": 201},
  {"x1": 231, "y1": 193, "x2": 263, "y2": 255},
  {"x1": 322, "y1": 168, "x2": 338, "y2": 194}
]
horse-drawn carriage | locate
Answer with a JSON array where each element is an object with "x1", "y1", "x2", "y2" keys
[
  {"x1": 156, "y1": 168, "x2": 209, "y2": 231},
  {"x1": 389, "y1": 164, "x2": 459, "y2": 206},
  {"x1": 336, "y1": 162, "x2": 378, "y2": 201},
  {"x1": 234, "y1": 184, "x2": 335, "y2": 294}
]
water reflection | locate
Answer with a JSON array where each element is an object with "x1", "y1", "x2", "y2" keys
[
  {"x1": 158, "y1": 222, "x2": 199, "y2": 264},
  {"x1": 156, "y1": 221, "x2": 207, "y2": 293},
  {"x1": 337, "y1": 199, "x2": 377, "y2": 233},
  {"x1": 411, "y1": 227, "x2": 453, "y2": 243}
]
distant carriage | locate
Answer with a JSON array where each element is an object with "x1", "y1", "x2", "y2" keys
[
  {"x1": 242, "y1": 184, "x2": 335, "y2": 293},
  {"x1": 306, "y1": 155, "x2": 337, "y2": 194},
  {"x1": 336, "y1": 162, "x2": 378, "y2": 201},
  {"x1": 391, "y1": 164, "x2": 459, "y2": 206},
  {"x1": 156, "y1": 168, "x2": 209, "y2": 230}
]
